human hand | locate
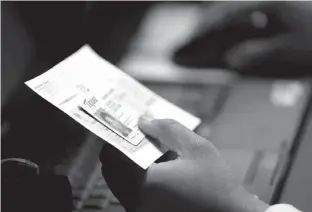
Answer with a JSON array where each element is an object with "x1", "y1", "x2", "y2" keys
[
  {"x1": 175, "y1": 2, "x2": 312, "y2": 77},
  {"x1": 100, "y1": 117, "x2": 269, "y2": 212}
]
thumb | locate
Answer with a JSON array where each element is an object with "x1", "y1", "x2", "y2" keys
[
  {"x1": 225, "y1": 35, "x2": 290, "y2": 70},
  {"x1": 138, "y1": 117, "x2": 206, "y2": 158}
]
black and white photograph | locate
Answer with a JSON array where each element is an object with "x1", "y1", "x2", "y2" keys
[{"x1": 2, "y1": 1, "x2": 312, "y2": 212}]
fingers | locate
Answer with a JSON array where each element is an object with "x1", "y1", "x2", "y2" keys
[
  {"x1": 199, "y1": 1, "x2": 273, "y2": 32},
  {"x1": 138, "y1": 117, "x2": 206, "y2": 157},
  {"x1": 99, "y1": 144, "x2": 146, "y2": 211},
  {"x1": 225, "y1": 34, "x2": 291, "y2": 70},
  {"x1": 99, "y1": 143, "x2": 172, "y2": 211}
]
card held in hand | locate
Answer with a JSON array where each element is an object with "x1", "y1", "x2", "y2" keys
[{"x1": 25, "y1": 45, "x2": 201, "y2": 169}]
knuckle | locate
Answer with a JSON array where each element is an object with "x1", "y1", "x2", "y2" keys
[
  {"x1": 187, "y1": 135, "x2": 205, "y2": 151},
  {"x1": 185, "y1": 134, "x2": 213, "y2": 157}
]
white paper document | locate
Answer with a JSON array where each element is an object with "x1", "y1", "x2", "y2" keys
[{"x1": 25, "y1": 45, "x2": 201, "y2": 169}]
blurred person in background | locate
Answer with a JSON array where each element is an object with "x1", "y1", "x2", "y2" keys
[{"x1": 174, "y1": 1, "x2": 312, "y2": 77}]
